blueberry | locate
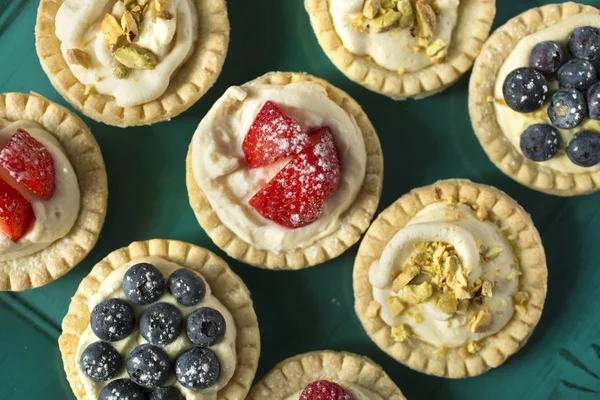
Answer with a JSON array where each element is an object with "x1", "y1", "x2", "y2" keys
[
  {"x1": 149, "y1": 387, "x2": 185, "y2": 400},
  {"x1": 547, "y1": 88, "x2": 587, "y2": 129},
  {"x1": 123, "y1": 263, "x2": 165, "y2": 305},
  {"x1": 520, "y1": 124, "x2": 561, "y2": 162},
  {"x1": 557, "y1": 59, "x2": 597, "y2": 91},
  {"x1": 90, "y1": 298, "x2": 136, "y2": 342},
  {"x1": 80, "y1": 341, "x2": 122, "y2": 382},
  {"x1": 502, "y1": 67, "x2": 549, "y2": 113},
  {"x1": 126, "y1": 344, "x2": 171, "y2": 389},
  {"x1": 568, "y1": 26, "x2": 600, "y2": 61},
  {"x1": 567, "y1": 130, "x2": 600, "y2": 167},
  {"x1": 168, "y1": 269, "x2": 206, "y2": 306},
  {"x1": 99, "y1": 379, "x2": 147, "y2": 400},
  {"x1": 140, "y1": 303, "x2": 183, "y2": 347},
  {"x1": 186, "y1": 307, "x2": 226, "y2": 347},
  {"x1": 530, "y1": 41, "x2": 564, "y2": 75},
  {"x1": 175, "y1": 347, "x2": 220, "y2": 390},
  {"x1": 587, "y1": 83, "x2": 600, "y2": 120}
]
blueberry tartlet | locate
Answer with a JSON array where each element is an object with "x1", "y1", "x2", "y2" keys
[
  {"x1": 0, "y1": 93, "x2": 107, "y2": 291},
  {"x1": 470, "y1": 2, "x2": 600, "y2": 195},
  {"x1": 35, "y1": 0, "x2": 229, "y2": 127},
  {"x1": 186, "y1": 72, "x2": 383, "y2": 270},
  {"x1": 354, "y1": 180, "x2": 547, "y2": 377},
  {"x1": 304, "y1": 0, "x2": 496, "y2": 99},
  {"x1": 59, "y1": 239, "x2": 260, "y2": 400},
  {"x1": 248, "y1": 351, "x2": 405, "y2": 400}
]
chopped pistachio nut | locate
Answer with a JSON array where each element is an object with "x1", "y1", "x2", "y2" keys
[
  {"x1": 466, "y1": 341, "x2": 482, "y2": 354},
  {"x1": 437, "y1": 346, "x2": 448, "y2": 357},
  {"x1": 396, "y1": 0, "x2": 415, "y2": 28},
  {"x1": 101, "y1": 13, "x2": 124, "y2": 47},
  {"x1": 485, "y1": 246, "x2": 503, "y2": 260},
  {"x1": 388, "y1": 296, "x2": 406, "y2": 317},
  {"x1": 391, "y1": 324, "x2": 412, "y2": 342},
  {"x1": 113, "y1": 63, "x2": 130, "y2": 79},
  {"x1": 468, "y1": 307, "x2": 492, "y2": 333},
  {"x1": 476, "y1": 207, "x2": 487, "y2": 221},
  {"x1": 392, "y1": 265, "x2": 420, "y2": 292},
  {"x1": 454, "y1": 267, "x2": 468, "y2": 287},
  {"x1": 437, "y1": 292, "x2": 458, "y2": 314},
  {"x1": 515, "y1": 304, "x2": 527, "y2": 314},
  {"x1": 443, "y1": 255, "x2": 459, "y2": 277},
  {"x1": 456, "y1": 299, "x2": 469, "y2": 314},
  {"x1": 121, "y1": 11, "x2": 139, "y2": 42},
  {"x1": 114, "y1": 45, "x2": 158, "y2": 69},
  {"x1": 66, "y1": 49, "x2": 90, "y2": 69},
  {"x1": 369, "y1": 9, "x2": 401, "y2": 33},
  {"x1": 351, "y1": 15, "x2": 369, "y2": 34},
  {"x1": 426, "y1": 39, "x2": 448, "y2": 64},
  {"x1": 414, "y1": 313, "x2": 423, "y2": 324},
  {"x1": 397, "y1": 68, "x2": 405, "y2": 76},
  {"x1": 84, "y1": 84, "x2": 95, "y2": 96},
  {"x1": 481, "y1": 280, "x2": 494, "y2": 298},
  {"x1": 123, "y1": 0, "x2": 136, "y2": 6},
  {"x1": 414, "y1": 0, "x2": 436, "y2": 39},
  {"x1": 365, "y1": 300, "x2": 381, "y2": 318},
  {"x1": 402, "y1": 281, "x2": 433, "y2": 304},
  {"x1": 362, "y1": 0, "x2": 381, "y2": 19},
  {"x1": 514, "y1": 291, "x2": 530, "y2": 304},
  {"x1": 137, "y1": 0, "x2": 151, "y2": 6},
  {"x1": 155, "y1": 0, "x2": 174, "y2": 20}
]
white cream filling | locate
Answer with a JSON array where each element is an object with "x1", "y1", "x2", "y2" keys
[
  {"x1": 0, "y1": 120, "x2": 79, "y2": 261},
  {"x1": 329, "y1": 0, "x2": 459, "y2": 72},
  {"x1": 285, "y1": 382, "x2": 383, "y2": 400},
  {"x1": 370, "y1": 203, "x2": 519, "y2": 348},
  {"x1": 494, "y1": 12, "x2": 600, "y2": 174},
  {"x1": 191, "y1": 81, "x2": 367, "y2": 252},
  {"x1": 76, "y1": 257, "x2": 237, "y2": 400},
  {"x1": 56, "y1": 0, "x2": 198, "y2": 108}
]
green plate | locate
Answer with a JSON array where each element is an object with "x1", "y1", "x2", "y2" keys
[{"x1": 1, "y1": 1, "x2": 599, "y2": 399}]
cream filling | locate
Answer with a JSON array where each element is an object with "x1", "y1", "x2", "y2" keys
[
  {"x1": 56, "y1": 0, "x2": 198, "y2": 108},
  {"x1": 0, "y1": 120, "x2": 79, "y2": 261},
  {"x1": 76, "y1": 257, "x2": 237, "y2": 400},
  {"x1": 329, "y1": 0, "x2": 459, "y2": 72},
  {"x1": 370, "y1": 203, "x2": 519, "y2": 348},
  {"x1": 191, "y1": 81, "x2": 367, "y2": 252},
  {"x1": 495, "y1": 12, "x2": 600, "y2": 174},
  {"x1": 285, "y1": 382, "x2": 384, "y2": 400}
]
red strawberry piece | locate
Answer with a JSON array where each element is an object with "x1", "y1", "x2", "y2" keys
[
  {"x1": 242, "y1": 101, "x2": 312, "y2": 168},
  {"x1": 0, "y1": 129, "x2": 55, "y2": 200},
  {"x1": 0, "y1": 177, "x2": 35, "y2": 242},
  {"x1": 248, "y1": 127, "x2": 340, "y2": 229},
  {"x1": 299, "y1": 380, "x2": 354, "y2": 400}
]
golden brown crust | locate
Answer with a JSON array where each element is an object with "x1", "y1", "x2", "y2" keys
[
  {"x1": 0, "y1": 92, "x2": 107, "y2": 291},
  {"x1": 186, "y1": 71, "x2": 383, "y2": 270},
  {"x1": 304, "y1": 0, "x2": 496, "y2": 99},
  {"x1": 469, "y1": 2, "x2": 600, "y2": 196},
  {"x1": 248, "y1": 351, "x2": 406, "y2": 400},
  {"x1": 58, "y1": 239, "x2": 260, "y2": 400},
  {"x1": 354, "y1": 179, "x2": 548, "y2": 378},
  {"x1": 35, "y1": 0, "x2": 230, "y2": 127}
]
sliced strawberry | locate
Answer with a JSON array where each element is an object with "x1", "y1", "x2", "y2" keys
[
  {"x1": 0, "y1": 177, "x2": 35, "y2": 242},
  {"x1": 242, "y1": 101, "x2": 312, "y2": 168},
  {"x1": 299, "y1": 380, "x2": 354, "y2": 400},
  {"x1": 0, "y1": 129, "x2": 55, "y2": 200},
  {"x1": 248, "y1": 127, "x2": 340, "y2": 228}
]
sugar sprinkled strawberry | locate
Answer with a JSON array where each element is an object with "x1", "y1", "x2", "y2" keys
[
  {"x1": 248, "y1": 127, "x2": 340, "y2": 229},
  {"x1": 0, "y1": 129, "x2": 55, "y2": 200},
  {"x1": 0, "y1": 178, "x2": 35, "y2": 242},
  {"x1": 242, "y1": 101, "x2": 312, "y2": 168},
  {"x1": 299, "y1": 380, "x2": 354, "y2": 400}
]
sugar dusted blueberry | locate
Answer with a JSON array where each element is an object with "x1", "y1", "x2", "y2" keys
[
  {"x1": 567, "y1": 130, "x2": 600, "y2": 167},
  {"x1": 90, "y1": 298, "x2": 136, "y2": 342},
  {"x1": 140, "y1": 303, "x2": 183, "y2": 347},
  {"x1": 123, "y1": 262, "x2": 165, "y2": 305},
  {"x1": 547, "y1": 88, "x2": 587, "y2": 129},
  {"x1": 530, "y1": 41, "x2": 563, "y2": 75},
  {"x1": 98, "y1": 379, "x2": 146, "y2": 400},
  {"x1": 126, "y1": 344, "x2": 171, "y2": 389},
  {"x1": 175, "y1": 347, "x2": 220, "y2": 390},
  {"x1": 80, "y1": 341, "x2": 122, "y2": 382},
  {"x1": 149, "y1": 387, "x2": 185, "y2": 400},
  {"x1": 502, "y1": 67, "x2": 549, "y2": 113},
  {"x1": 568, "y1": 26, "x2": 600, "y2": 61},
  {"x1": 557, "y1": 59, "x2": 597, "y2": 91},
  {"x1": 587, "y1": 83, "x2": 600, "y2": 120},
  {"x1": 520, "y1": 124, "x2": 561, "y2": 162},
  {"x1": 168, "y1": 268, "x2": 206, "y2": 306},
  {"x1": 186, "y1": 307, "x2": 226, "y2": 347}
]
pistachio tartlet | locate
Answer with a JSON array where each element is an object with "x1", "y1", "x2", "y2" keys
[
  {"x1": 186, "y1": 72, "x2": 383, "y2": 270},
  {"x1": 248, "y1": 351, "x2": 406, "y2": 400},
  {"x1": 59, "y1": 239, "x2": 260, "y2": 400},
  {"x1": 35, "y1": 0, "x2": 229, "y2": 127},
  {"x1": 354, "y1": 179, "x2": 547, "y2": 378},
  {"x1": 0, "y1": 93, "x2": 107, "y2": 291},
  {"x1": 470, "y1": 2, "x2": 600, "y2": 196},
  {"x1": 304, "y1": 0, "x2": 496, "y2": 99}
]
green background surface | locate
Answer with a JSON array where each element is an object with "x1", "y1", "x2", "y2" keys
[{"x1": 0, "y1": 0, "x2": 599, "y2": 399}]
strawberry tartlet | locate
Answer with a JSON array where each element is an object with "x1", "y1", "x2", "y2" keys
[{"x1": 186, "y1": 72, "x2": 383, "y2": 270}]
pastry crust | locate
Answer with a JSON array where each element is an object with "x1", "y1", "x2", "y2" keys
[
  {"x1": 469, "y1": 2, "x2": 600, "y2": 196},
  {"x1": 186, "y1": 71, "x2": 383, "y2": 270},
  {"x1": 304, "y1": 0, "x2": 496, "y2": 100},
  {"x1": 248, "y1": 351, "x2": 406, "y2": 400},
  {"x1": 58, "y1": 239, "x2": 260, "y2": 400},
  {"x1": 35, "y1": 0, "x2": 230, "y2": 127},
  {"x1": 0, "y1": 92, "x2": 107, "y2": 292},
  {"x1": 354, "y1": 179, "x2": 548, "y2": 378}
]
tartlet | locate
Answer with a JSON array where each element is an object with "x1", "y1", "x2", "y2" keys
[
  {"x1": 354, "y1": 179, "x2": 547, "y2": 378},
  {"x1": 0, "y1": 92, "x2": 107, "y2": 291},
  {"x1": 35, "y1": 0, "x2": 230, "y2": 127},
  {"x1": 186, "y1": 71, "x2": 383, "y2": 270},
  {"x1": 59, "y1": 239, "x2": 260, "y2": 400},
  {"x1": 248, "y1": 351, "x2": 406, "y2": 400},
  {"x1": 470, "y1": 2, "x2": 600, "y2": 196},
  {"x1": 305, "y1": 0, "x2": 496, "y2": 99}
]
